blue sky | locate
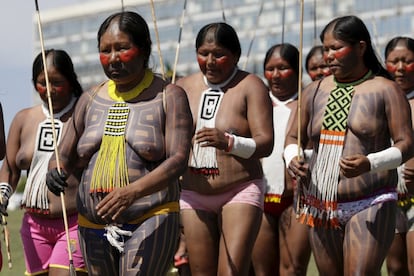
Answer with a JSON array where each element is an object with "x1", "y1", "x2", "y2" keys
[{"x1": 0, "y1": 0, "x2": 79, "y2": 133}]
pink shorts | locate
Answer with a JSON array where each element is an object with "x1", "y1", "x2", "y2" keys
[
  {"x1": 20, "y1": 212, "x2": 86, "y2": 275},
  {"x1": 180, "y1": 179, "x2": 265, "y2": 213}
]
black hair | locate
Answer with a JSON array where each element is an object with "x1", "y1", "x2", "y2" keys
[
  {"x1": 305, "y1": 45, "x2": 324, "y2": 73},
  {"x1": 195, "y1": 22, "x2": 241, "y2": 62},
  {"x1": 97, "y1": 11, "x2": 152, "y2": 68},
  {"x1": 385, "y1": 36, "x2": 414, "y2": 59},
  {"x1": 32, "y1": 49, "x2": 83, "y2": 97},
  {"x1": 263, "y1": 43, "x2": 300, "y2": 75},
  {"x1": 320, "y1": 15, "x2": 391, "y2": 79}
]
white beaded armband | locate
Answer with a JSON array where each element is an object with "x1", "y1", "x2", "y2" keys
[
  {"x1": 367, "y1": 147, "x2": 402, "y2": 173},
  {"x1": 283, "y1": 144, "x2": 304, "y2": 168},
  {"x1": 0, "y1": 182, "x2": 13, "y2": 200},
  {"x1": 225, "y1": 133, "x2": 256, "y2": 159}
]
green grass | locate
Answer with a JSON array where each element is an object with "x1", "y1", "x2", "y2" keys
[
  {"x1": 0, "y1": 208, "x2": 388, "y2": 276},
  {"x1": 0, "y1": 208, "x2": 24, "y2": 276}
]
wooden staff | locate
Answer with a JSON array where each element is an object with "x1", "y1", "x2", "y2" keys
[
  {"x1": 150, "y1": 0, "x2": 166, "y2": 80},
  {"x1": 171, "y1": 0, "x2": 187, "y2": 84},
  {"x1": 220, "y1": 0, "x2": 226, "y2": 22},
  {"x1": 295, "y1": 0, "x2": 305, "y2": 218},
  {"x1": 0, "y1": 198, "x2": 11, "y2": 269},
  {"x1": 34, "y1": 1, "x2": 76, "y2": 275}
]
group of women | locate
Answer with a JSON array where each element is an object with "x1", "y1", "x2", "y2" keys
[{"x1": 0, "y1": 9, "x2": 413, "y2": 276}]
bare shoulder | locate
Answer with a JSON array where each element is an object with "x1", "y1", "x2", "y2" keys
[
  {"x1": 165, "y1": 82, "x2": 187, "y2": 98},
  {"x1": 239, "y1": 71, "x2": 266, "y2": 88},
  {"x1": 362, "y1": 76, "x2": 406, "y2": 103},
  {"x1": 13, "y1": 105, "x2": 41, "y2": 122},
  {"x1": 176, "y1": 72, "x2": 204, "y2": 94},
  {"x1": 234, "y1": 70, "x2": 267, "y2": 97}
]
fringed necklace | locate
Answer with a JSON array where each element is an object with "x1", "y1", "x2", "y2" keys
[
  {"x1": 190, "y1": 67, "x2": 238, "y2": 177},
  {"x1": 299, "y1": 70, "x2": 373, "y2": 228},
  {"x1": 21, "y1": 96, "x2": 77, "y2": 213},
  {"x1": 89, "y1": 69, "x2": 154, "y2": 194}
]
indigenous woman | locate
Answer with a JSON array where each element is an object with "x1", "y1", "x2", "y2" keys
[
  {"x1": 284, "y1": 15, "x2": 414, "y2": 275},
  {"x1": 251, "y1": 43, "x2": 310, "y2": 276},
  {"x1": 177, "y1": 22, "x2": 273, "y2": 275},
  {"x1": 0, "y1": 49, "x2": 87, "y2": 276},
  {"x1": 384, "y1": 36, "x2": 414, "y2": 276},
  {"x1": 46, "y1": 11, "x2": 193, "y2": 276},
  {"x1": 305, "y1": 45, "x2": 331, "y2": 81}
]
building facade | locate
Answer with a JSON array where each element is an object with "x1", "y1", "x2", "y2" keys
[{"x1": 34, "y1": 0, "x2": 414, "y2": 90}]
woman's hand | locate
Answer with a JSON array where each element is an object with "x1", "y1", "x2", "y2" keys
[
  {"x1": 339, "y1": 154, "x2": 370, "y2": 178},
  {"x1": 195, "y1": 127, "x2": 228, "y2": 150},
  {"x1": 96, "y1": 186, "x2": 135, "y2": 221}
]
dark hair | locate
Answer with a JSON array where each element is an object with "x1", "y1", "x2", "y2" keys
[
  {"x1": 320, "y1": 15, "x2": 391, "y2": 79},
  {"x1": 305, "y1": 45, "x2": 324, "y2": 73},
  {"x1": 263, "y1": 43, "x2": 300, "y2": 75},
  {"x1": 385, "y1": 36, "x2": 414, "y2": 59},
  {"x1": 32, "y1": 49, "x2": 83, "y2": 97},
  {"x1": 195, "y1": 22, "x2": 241, "y2": 61},
  {"x1": 97, "y1": 11, "x2": 152, "y2": 68}
]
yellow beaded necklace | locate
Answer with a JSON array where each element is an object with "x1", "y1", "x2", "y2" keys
[{"x1": 107, "y1": 69, "x2": 154, "y2": 101}]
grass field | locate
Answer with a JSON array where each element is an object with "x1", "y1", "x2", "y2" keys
[{"x1": 0, "y1": 208, "x2": 388, "y2": 276}]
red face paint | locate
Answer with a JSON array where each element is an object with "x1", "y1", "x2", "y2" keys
[
  {"x1": 308, "y1": 72, "x2": 318, "y2": 80},
  {"x1": 36, "y1": 83, "x2": 47, "y2": 94},
  {"x1": 215, "y1": 56, "x2": 229, "y2": 65},
  {"x1": 334, "y1": 46, "x2": 352, "y2": 59},
  {"x1": 119, "y1": 47, "x2": 140, "y2": 63},
  {"x1": 264, "y1": 68, "x2": 294, "y2": 80},
  {"x1": 386, "y1": 63, "x2": 398, "y2": 73},
  {"x1": 99, "y1": 53, "x2": 110, "y2": 66},
  {"x1": 197, "y1": 56, "x2": 207, "y2": 68},
  {"x1": 279, "y1": 69, "x2": 294, "y2": 79},
  {"x1": 52, "y1": 81, "x2": 70, "y2": 94},
  {"x1": 405, "y1": 63, "x2": 414, "y2": 73},
  {"x1": 264, "y1": 70, "x2": 273, "y2": 81}
]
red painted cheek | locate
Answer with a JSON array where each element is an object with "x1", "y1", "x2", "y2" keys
[
  {"x1": 279, "y1": 69, "x2": 294, "y2": 79},
  {"x1": 99, "y1": 53, "x2": 110, "y2": 66},
  {"x1": 119, "y1": 47, "x2": 140, "y2": 63},
  {"x1": 334, "y1": 46, "x2": 352, "y2": 59},
  {"x1": 36, "y1": 83, "x2": 47, "y2": 94},
  {"x1": 308, "y1": 72, "x2": 318, "y2": 80},
  {"x1": 197, "y1": 57, "x2": 207, "y2": 68},
  {"x1": 53, "y1": 82, "x2": 70, "y2": 94},
  {"x1": 405, "y1": 63, "x2": 414, "y2": 72},
  {"x1": 264, "y1": 71, "x2": 273, "y2": 80},
  {"x1": 386, "y1": 64, "x2": 397, "y2": 73},
  {"x1": 215, "y1": 56, "x2": 229, "y2": 65}
]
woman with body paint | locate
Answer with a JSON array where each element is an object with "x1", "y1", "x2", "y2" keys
[
  {"x1": 45, "y1": 11, "x2": 193, "y2": 276},
  {"x1": 176, "y1": 22, "x2": 273, "y2": 275},
  {"x1": 251, "y1": 43, "x2": 311, "y2": 276},
  {"x1": 305, "y1": 45, "x2": 331, "y2": 81},
  {"x1": 0, "y1": 49, "x2": 87, "y2": 276},
  {"x1": 384, "y1": 36, "x2": 414, "y2": 276},
  {"x1": 284, "y1": 15, "x2": 414, "y2": 275}
]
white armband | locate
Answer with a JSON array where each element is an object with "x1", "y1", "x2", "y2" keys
[
  {"x1": 225, "y1": 133, "x2": 256, "y2": 159},
  {"x1": 0, "y1": 182, "x2": 13, "y2": 200},
  {"x1": 304, "y1": 149, "x2": 313, "y2": 162},
  {"x1": 367, "y1": 147, "x2": 402, "y2": 173},
  {"x1": 283, "y1": 144, "x2": 304, "y2": 168}
]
